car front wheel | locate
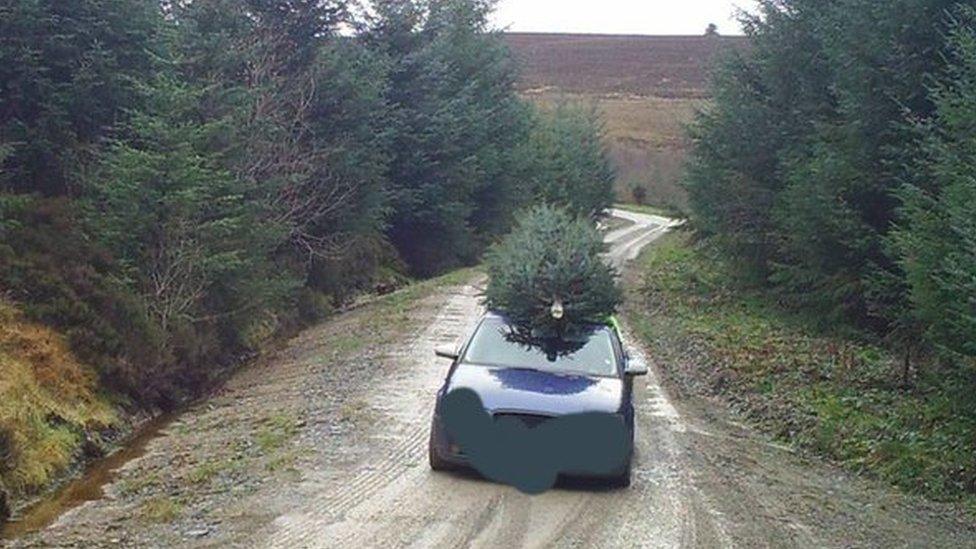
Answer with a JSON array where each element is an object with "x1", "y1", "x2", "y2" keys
[
  {"x1": 608, "y1": 462, "x2": 632, "y2": 488},
  {"x1": 428, "y1": 428, "x2": 453, "y2": 472}
]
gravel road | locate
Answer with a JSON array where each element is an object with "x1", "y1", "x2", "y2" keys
[{"x1": 8, "y1": 210, "x2": 973, "y2": 548}]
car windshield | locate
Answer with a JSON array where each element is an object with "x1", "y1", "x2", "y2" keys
[{"x1": 462, "y1": 317, "x2": 618, "y2": 377}]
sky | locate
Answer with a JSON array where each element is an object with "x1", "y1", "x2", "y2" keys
[{"x1": 491, "y1": 0, "x2": 756, "y2": 36}]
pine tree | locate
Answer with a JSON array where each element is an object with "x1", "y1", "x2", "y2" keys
[
  {"x1": 484, "y1": 205, "x2": 621, "y2": 336},
  {"x1": 0, "y1": 0, "x2": 163, "y2": 196},
  {"x1": 893, "y1": 8, "x2": 976, "y2": 360},
  {"x1": 366, "y1": 0, "x2": 529, "y2": 276},
  {"x1": 87, "y1": 75, "x2": 296, "y2": 375},
  {"x1": 518, "y1": 104, "x2": 616, "y2": 219}
]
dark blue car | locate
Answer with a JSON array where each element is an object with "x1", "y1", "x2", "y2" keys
[{"x1": 428, "y1": 312, "x2": 648, "y2": 488}]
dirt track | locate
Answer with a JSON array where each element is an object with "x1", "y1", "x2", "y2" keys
[{"x1": 8, "y1": 211, "x2": 975, "y2": 548}]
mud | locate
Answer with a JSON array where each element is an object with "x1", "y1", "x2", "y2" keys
[
  {"x1": 0, "y1": 490, "x2": 8, "y2": 525},
  {"x1": 1, "y1": 414, "x2": 175, "y2": 541}
]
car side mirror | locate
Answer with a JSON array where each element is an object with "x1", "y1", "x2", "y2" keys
[
  {"x1": 434, "y1": 346, "x2": 459, "y2": 361},
  {"x1": 625, "y1": 354, "x2": 649, "y2": 377}
]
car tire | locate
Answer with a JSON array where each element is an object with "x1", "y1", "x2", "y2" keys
[
  {"x1": 608, "y1": 463, "x2": 632, "y2": 489},
  {"x1": 428, "y1": 430, "x2": 453, "y2": 472}
]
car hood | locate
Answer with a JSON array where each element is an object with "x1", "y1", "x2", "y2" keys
[{"x1": 447, "y1": 364, "x2": 624, "y2": 416}]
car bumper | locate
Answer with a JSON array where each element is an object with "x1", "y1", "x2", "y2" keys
[
  {"x1": 430, "y1": 415, "x2": 471, "y2": 466},
  {"x1": 430, "y1": 415, "x2": 634, "y2": 478}
]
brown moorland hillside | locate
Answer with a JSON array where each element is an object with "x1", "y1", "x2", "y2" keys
[
  {"x1": 505, "y1": 33, "x2": 749, "y2": 208},
  {"x1": 505, "y1": 33, "x2": 748, "y2": 98}
]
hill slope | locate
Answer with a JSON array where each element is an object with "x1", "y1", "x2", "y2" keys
[
  {"x1": 505, "y1": 33, "x2": 748, "y2": 98},
  {"x1": 505, "y1": 33, "x2": 749, "y2": 208}
]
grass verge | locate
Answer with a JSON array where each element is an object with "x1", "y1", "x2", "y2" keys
[
  {"x1": 614, "y1": 202, "x2": 678, "y2": 219},
  {"x1": 624, "y1": 232, "x2": 976, "y2": 508},
  {"x1": 0, "y1": 301, "x2": 117, "y2": 501}
]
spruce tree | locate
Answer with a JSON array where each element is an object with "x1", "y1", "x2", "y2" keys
[
  {"x1": 484, "y1": 205, "x2": 621, "y2": 336},
  {"x1": 518, "y1": 104, "x2": 616, "y2": 219},
  {"x1": 0, "y1": 0, "x2": 163, "y2": 196},
  {"x1": 687, "y1": 0, "x2": 960, "y2": 328},
  {"x1": 366, "y1": 0, "x2": 529, "y2": 276},
  {"x1": 86, "y1": 76, "x2": 295, "y2": 367},
  {"x1": 893, "y1": 9, "x2": 976, "y2": 359}
]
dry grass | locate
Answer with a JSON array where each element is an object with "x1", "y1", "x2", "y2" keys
[
  {"x1": 600, "y1": 96, "x2": 700, "y2": 209},
  {"x1": 254, "y1": 413, "x2": 299, "y2": 454},
  {"x1": 530, "y1": 94, "x2": 699, "y2": 145},
  {"x1": 598, "y1": 97, "x2": 700, "y2": 145},
  {"x1": 0, "y1": 301, "x2": 116, "y2": 496}
]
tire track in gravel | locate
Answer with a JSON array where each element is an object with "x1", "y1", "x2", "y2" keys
[
  {"x1": 16, "y1": 213, "x2": 975, "y2": 548},
  {"x1": 268, "y1": 285, "x2": 485, "y2": 548},
  {"x1": 542, "y1": 329, "x2": 733, "y2": 549},
  {"x1": 259, "y1": 209, "x2": 975, "y2": 548},
  {"x1": 263, "y1": 212, "x2": 719, "y2": 549}
]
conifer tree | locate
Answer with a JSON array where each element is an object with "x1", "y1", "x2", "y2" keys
[
  {"x1": 687, "y1": 0, "x2": 960, "y2": 328},
  {"x1": 87, "y1": 76, "x2": 295, "y2": 374},
  {"x1": 518, "y1": 104, "x2": 616, "y2": 219},
  {"x1": 893, "y1": 9, "x2": 976, "y2": 359},
  {"x1": 0, "y1": 0, "x2": 163, "y2": 196},
  {"x1": 365, "y1": 0, "x2": 529, "y2": 276},
  {"x1": 484, "y1": 205, "x2": 621, "y2": 335}
]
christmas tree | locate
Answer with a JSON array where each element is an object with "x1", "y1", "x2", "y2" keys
[{"x1": 484, "y1": 205, "x2": 621, "y2": 336}]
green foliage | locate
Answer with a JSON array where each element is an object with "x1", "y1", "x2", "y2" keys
[
  {"x1": 0, "y1": 0, "x2": 164, "y2": 196},
  {"x1": 172, "y1": 0, "x2": 391, "y2": 277},
  {"x1": 0, "y1": 0, "x2": 620, "y2": 506},
  {"x1": 893, "y1": 10, "x2": 976, "y2": 359},
  {"x1": 484, "y1": 206, "x2": 621, "y2": 334},
  {"x1": 0, "y1": 196, "x2": 167, "y2": 400},
  {"x1": 631, "y1": 233, "x2": 976, "y2": 502},
  {"x1": 687, "y1": 0, "x2": 970, "y2": 347},
  {"x1": 87, "y1": 76, "x2": 297, "y2": 369},
  {"x1": 367, "y1": 0, "x2": 533, "y2": 276},
  {"x1": 676, "y1": 2, "x2": 976, "y2": 502},
  {"x1": 0, "y1": 0, "x2": 615, "y2": 414},
  {"x1": 301, "y1": 40, "x2": 396, "y2": 298},
  {"x1": 518, "y1": 104, "x2": 616, "y2": 219}
]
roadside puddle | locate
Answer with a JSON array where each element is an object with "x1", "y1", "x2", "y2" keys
[{"x1": 0, "y1": 413, "x2": 176, "y2": 541}]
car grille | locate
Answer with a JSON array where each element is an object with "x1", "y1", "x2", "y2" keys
[{"x1": 493, "y1": 413, "x2": 552, "y2": 429}]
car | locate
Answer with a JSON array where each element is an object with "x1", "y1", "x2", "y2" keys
[{"x1": 428, "y1": 311, "x2": 648, "y2": 489}]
